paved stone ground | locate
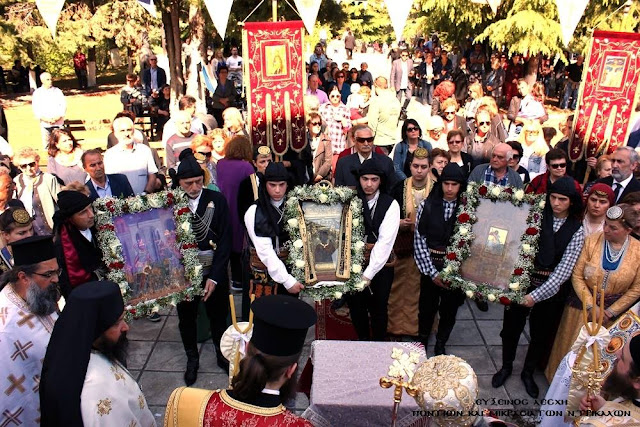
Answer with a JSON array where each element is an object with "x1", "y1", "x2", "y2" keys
[{"x1": 128, "y1": 293, "x2": 548, "y2": 426}]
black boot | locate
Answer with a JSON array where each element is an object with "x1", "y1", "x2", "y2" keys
[
  {"x1": 475, "y1": 299, "x2": 489, "y2": 312},
  {"x1": 434, "y1": 340, "x2": 446, "y2": 356},
  {"x1": 184, "y1": 350, "x2": 199, "y2": 386},
  {"x1": 521, "y1": 371, "x2": 539, "y2": 398},
  {"x1": 491, "y1": 364, "x2": 512, "y2": 388}
]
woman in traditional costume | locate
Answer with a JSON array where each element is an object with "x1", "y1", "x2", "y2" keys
[
  {"x1": 0, "y1": 206, "x2": 34, "y2": 272},
  {"x1": 545, "y1": 205, "x2": 640, "y2": 381}
]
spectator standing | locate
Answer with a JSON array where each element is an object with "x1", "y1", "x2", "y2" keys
[
  {"x1": 468, "y1": 143, "x2": 524, "y2": 188},
  {"x1": 359, "y1": 62, "x2": 373, "y2": 87},
  {"x1": 451, "y1": 57, "x2": 471, "y2": 105},
  {"x1": 424, "y1": 115, "x2": 447, "y2": 151},
  {"x1": 120, "y1": 73, "x2": 146, "y2": 117},
  {"x1": 433, "y1": 50, "x2": 453, "y2": 84},
  {"x1": 367, "y1": 77, "x2": 401, "y2": 148},
  {"x1": 441, "y1": 98, "x2": 467, "y2": 138},
  {"x1": 391, "y1": 50, "x2": 414, "y2": 102},
  {"x1": 595, "y1": 147, "x2": 640, "y2": 204},
  {"x1": 306, "y1": 74, "x2": 329, "y2": 105},
  {"x1": 223, "y1": 107, "x2": 248, "y2": 138},
  {"x1": 13, "y1": 147, "x2": 61, "y2": 235},
  {"x1": 504, "y1": 54, "x2": 523, "y2": 105},
  {"x1": 211, "y1": 48, "x2": 226, "y2": 78},
  {"x1": 469, "y1": 44, "x2": 486, "y2": 80},
  {"x1": 319, "y1": 86, "x2": 352, "y2": 169},
  {"x1": 525, "y1": 148, "x2": 581, "y2": 195},
  {"x1": 518, "y1": 120, "x2": 549, "y2": 180},
  {"x1": 162, "y1": 95, "x2": 206, "y2": 146},
  {"x1": 141, "y1": 54, "x2": 167, "y2": 96},
  {"x1": 465, "y1": 110, "x2": 500, "y2": 169},
  {"x1": 417, "y1": 52, "x2": 435, "y2": 105},
  {"x1": 305, "y1": 112, "x2": 333, "y2": 182},
  {"x1": 208, "y1": 66, "x2": 236, "y2": 127},
  {"x1": 190, "y1": 135, "x2": 219, "y2": 190},
  {"x1": 104, "y1": 116, "x2": 160, "y2": 195},
  {"x1": 226, "y1": 46, "x2": 243, "y2": 82},
  {"x1": 561, "y1": 55, "x2": 584, "y2": 110},
  {"x1": 344, "y1": 29, "x2": 356, "y2": 60},
  {"x1": 72, "y1": 48, "x2": 88, "y2": 89},
  {"x1": 32, "y1": 72, "x2": 66, "y2": 149},
  {"x1": 46, "y1": 129, "x2": 86, "y2": 185},
  {"x1": 506, "y1": 80, "x2": 548, "y2": 140},
  {"x1": 484, "y1": 56, "x2": 505, "y2": 101},
  {"x1": 507, "y1": 140, "x2": 531, "y2": 185},
  {"x1": 431, "y1": 80, "x2": 455, "y2": 117},
  {"x1": 165, "y1": 111, "x2": 196, "y2": 170},
  {"x1": 309, "y1": 45, "x2": 328, "y2": 72},
  {"x1": 393, "y1": 119, "x2": 432, "y2": 181},
  {"x1": 82, "y1": 149, "x2": 134, "y2": 200},
  {"x1": 209, "y1": 128, "x2": 227, "y2": 164},
  {"x1": 150, "y1": 84, "x2": 171, "y2": 138}
]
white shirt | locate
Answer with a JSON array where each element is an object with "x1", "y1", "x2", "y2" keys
[
  {"x1": 32, "y1": 86, "x2": 66, "y2": 127},
  {"x1": 188, "y1": 190, "x2": 203, "y2": 213},
  {"x1": 89, "y1": 176, "x2": 112, "y2": 198},
  {"x1": 424, "y1": 63, "x2": 434, "y2": 84},
  {"x1": 613, "y1": 173, "x2": 633, "y2": 202},
  {"x1": 80, "y1": 228, "x2": 93, "y2": 242},
  {"x1": 363, "y1": 192, "x2": 400, "y2": 281},
  {"x1": 161, "y1": 116, "x2": 205, "y2": 146},
  {"x1": 357, "y1": 152, "x2": 372, "y2": 164},
  {"x1": 244, "y1": 204, "x2": 297, "y2": 290},
  {"x1": 104, "y1": 142, "x2": 158, "y2": 195},
  {"x1": 150, "y1": 67, "x2": 158, "y2": 90},
  {"x1": 400, "y1": 61, "x2": 409, "y2": 90}
]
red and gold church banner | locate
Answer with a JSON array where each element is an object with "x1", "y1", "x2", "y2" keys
[
  {"x1": 569, "y1": 31, "x2": 640, "y2": 163},
  {"x1": 243, "y1": 21, "x2": 306, "y2": 155}
]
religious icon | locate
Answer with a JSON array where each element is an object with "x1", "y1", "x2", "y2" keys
[
  {"x1": 264, "y1": 45, "x2": 287, "y2": 77},
  {"x1": 301, "y1": 202, "x2": 345, "y2": 281},
  {"x1": 599, "y1": 55, "x2": 626, "y2": 89},
  {"x1": 484, "y1": 226, "x2": 508, "y2": 256}
]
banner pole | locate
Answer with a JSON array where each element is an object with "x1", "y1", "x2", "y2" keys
[{"x1": 273, "y1": 0, "x2": 278, "y2": 21}]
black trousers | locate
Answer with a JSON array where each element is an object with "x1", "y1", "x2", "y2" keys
[
  {"x1": 347, "y1": 267, "x2": 394, "y2": 341},
  {"x1": 177, "y1": 278, "x2": 230, "y2": 360},
  {"x1": 230, "y1": 251, "x2": 242, "y2": 283},
  {"x1": 418, "y1": 274, "x2": 465, "y2": 345},
  {"x1": 499, "y1": 295, "x2": 565, "y2": 373}
]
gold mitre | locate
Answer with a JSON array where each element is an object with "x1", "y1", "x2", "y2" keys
[{"x1": 410, "y1": 355, "x2": 478, "y2": 427}]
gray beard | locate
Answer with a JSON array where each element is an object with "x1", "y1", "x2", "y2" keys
[{"x1": 25, "y1": 281, "x2": 59, "y2": 316}]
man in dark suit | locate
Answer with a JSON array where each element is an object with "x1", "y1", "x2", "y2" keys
[
  {"x1": 390, "y1": 50, "x2": 414, "y2": 102},
  {"x1": 141, "y1": 54, "x2": 167, "y2": 96},
  {"x1": 334, "y1": 124, "x2": 397, "y2": 191},
  {"x1": 82, "y1": 149, "x2": 134, "y2": 200},
  {"x1": 596, "y1": 146, "x2": 640, "y2": 204}
]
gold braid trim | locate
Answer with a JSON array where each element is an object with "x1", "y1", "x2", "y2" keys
[
  {"x1": 337, "y1": 204, "x2": 352, "y2": 279},
  {"x1": 299, "y1": 203, "x2": 316, "y2": 284},
  {"x1": 219, "y1": 389, "x2": 287, "y2": 416},
  {"x1": 403, "y1": 177, "x2": 413, "y2": 221}
]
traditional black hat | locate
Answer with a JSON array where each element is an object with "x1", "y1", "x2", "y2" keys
[
  {"x1": 354, "y1": 158, "x2": 385, "y2": 178},
  {"x1": 263, "y1": 162, "x2": 289, "y2": 182},
  {"x1": 439, "y1": 163, "x2": 466, "y2": 184},
  {"x1": 170, "y1": 148, "x2": 205, "y2": 188},
  {"x1": 40, "y1": 281, "x2": 125, "y2": 426},
  {"x1": 56, "y1": 190, "x2": 92, "y2": 218},
  {"x1": 10, "y1": 235, "x2": 55, "y2": 266},
  {"x1": 548, "y1": 176, "x2": 579, "y2": 198},
  {"x1": 250, "y1": 295, "x2": 317, "y2": 357}
]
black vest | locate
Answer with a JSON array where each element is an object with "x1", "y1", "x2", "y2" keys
[
  {"x1": 535, "y1": 216, "x2": 581, "y2": 271},
  {"x1": 364, "y1": 193, "x2": 394, "y2": 244},
  {"x1": 254, "y1": 203, "x2": 289, "y2": 248},
  {"x1": 418, "y1": 197, "x2": 458, "y2": 251}
]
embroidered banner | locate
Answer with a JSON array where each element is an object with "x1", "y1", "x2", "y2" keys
[
  {"x1": 554, "y1": 0, "x2": 589, "y2": 47},
  {"x1": 294, "y1": 0, "x2": 323, "y2": 35},
  {"x1": 243, "y1": 21, "x2": 306, "y2": 155},
  {"x1": 569, "y1": 31, "x2": 640, "y2": 163},
  {"x1": 35, "y1": 0, "x2": 65, "y2": 38},
  {"x1": 385, "y1": 0, "x2": 413, "y2": 42},
  {"x1": 205, "y1": 0, "x2": 234, "y2": 40}
]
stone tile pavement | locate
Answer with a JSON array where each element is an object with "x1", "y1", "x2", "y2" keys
[{"x1": 128, "y1": 295, "x2": 547, "y2": 426}]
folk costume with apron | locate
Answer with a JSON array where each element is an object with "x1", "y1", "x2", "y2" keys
[
  {"x1": 0, "y1": 207, "x2": 34, "y2": 273},
  {"x1": 169, "y1": 149, "x2": 232, "y2": 385},
  {"x1": 414, "y1": 163, "x2": 467, "y2": 353},
  {"x1": 1, "y1": 236, "x2": 58, "y2": 427},
  {"x1": 244, "y1": 162, "x2": 297, "y2": 297},
  {"x1": 165, "y1": 295, "x2": 316, "y2": 427},
  {"x1": 347, "y1": 159, "x2": 400, "y2": 341}
]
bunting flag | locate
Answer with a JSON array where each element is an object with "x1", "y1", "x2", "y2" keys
[
  {"x1": 35, "y1": 0, "x2": 65, "y2": 38},
  {"x1": 487, "y1": 0, "x2": 501, "y2": 14},
  {"x1": 204, "y1": 0, "x2": 234, "y2": 40},
  {"x1": 294, "y1": 0, "x2": 322, "y2": 35},
  {"x1": 137, "y1": 0, "x2": 157, "y2": 18},
  {"x1": 384, "y1": 0, "x2": 413, "y2": 42},
  {"x1": 554, "y1": 0, "x2": 589, "y2": 47}
]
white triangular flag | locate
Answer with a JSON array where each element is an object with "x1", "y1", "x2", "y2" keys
[
  {"x1": 555, "y1": 0, "x2": 590, "y2": 47},
  {"x1": 385, "y1": 0, "x2": 413, "y2": 42},
  {"x1": 35, "y1": 0, "x2": 65, "y2": 39},
  {"x1": 487, "y1": 0, "x2": 501, "y2": 14},
  {"x1": 137, "y1": 0, "x2": 157, "y2": 18},
  {"x1": 294, "y1": 0, "x2": 322, "y2": 35},
  {"x1": 204, "y1": 0, "x2": 234, "y2": 40}
]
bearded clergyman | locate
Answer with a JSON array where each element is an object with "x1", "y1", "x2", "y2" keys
[{"x1": 0, "y1": 235, "x2": 61, "y2": 426}]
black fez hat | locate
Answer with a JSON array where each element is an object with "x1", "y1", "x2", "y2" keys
[
  {"x1": 170, "y1": 148, "x2": 204, "y2": 188},
  {"x1": 264, "y1": 162, "x2": 289, "y2": 182},
  {"x1": 250, "y1": 295, "x2": 317, "y2": 357},
  {"x1": 354, "y1": 158, "x2": 385, "y2": 178},
  {"x1": 548, "y1": 176, "x2": 579, "y2": 198},
  {"x1": 57, "y1": 190, "x2": 92, "y2": 219},
  {"x1": 440, "y1": 163, "x2": 466, "y2": 184},
  {"x1": 630, "y1": 334, "x2": 640, "y2": 369},
  {"x1": 10, "y1": 235, "x2": 56, "y2": 266}
]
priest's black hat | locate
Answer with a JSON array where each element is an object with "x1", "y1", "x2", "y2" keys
[
  {"x1": 10, "y1": 235, "x2": 56, "y2": 266},
  {"x1": 250, "y1": 295, "x2": 317, "y2": 357},
  {"x1": 170, "y1": 148, "x2": 205, "y2": 188}
]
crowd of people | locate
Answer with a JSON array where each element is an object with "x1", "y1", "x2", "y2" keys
[{"x1": 1, "y1": 36, "x2": 640, "y2": 426}]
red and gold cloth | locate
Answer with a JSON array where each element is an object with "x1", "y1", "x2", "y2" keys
[
  {"x1": 569, "y1": 30, "x2": 640, "y2": 162},
  {"x1": 243, "y1": 21, "x2": 307, "y2": 155}
]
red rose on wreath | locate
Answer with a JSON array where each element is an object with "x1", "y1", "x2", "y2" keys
[
  {"x1": 525, "y1": 227, "x2": 538, "y2": 236},
  {"x1": 129, "y1": 309, "x2": 136, "y2": 315},
  {"x1": 99, "y1": 224, "x2": 115, "y2": 231},
  {"x1": 106, "y1": 200, "x2": 115, "y2": 213},
  {"x1": 446, "y1": 252, "x2": 457, "y2": 261},
  {"x1": 478, "y1": 185, "x2": 488, "y2": 196},
  {"x1": 458, "y1": 213, "x2": 470, "y2": 223},
  {"x1": 505, "y1": 188, "x2": 513, "y2": 194},
  {"x1": 499, "y1": 296, "x2": 512, "y2": 306},
  {"x1": 514, "y1": 268, "x2": 524, "y2": 276},
  {"x1": 167, "y1": 193, "x2": 174, "y2": 205},
  {"x1": 458, "y1": 240, "x2": 466, "y2": 248}
]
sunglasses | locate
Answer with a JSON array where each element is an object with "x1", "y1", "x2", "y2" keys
[
  {"x1": 198, "y1": 151, "x2": 212, "y2": 158},
  {"x1": 445, "y1": 111, "x2": 456, "y2": 115},
  {"x1": 550, "y1": 163, "x2": 567, "y2": 169},
  {"x1": 337, "y1": 75, "x2": 345, "y2": 79},
  {"x1": 330, "y1": 94, "x2": 341, "y2": 98},
  {"x1": 406, "y1": 127, "x2": 419, "y2": 132},
  {"x1": 355, "y1": 136, "x2": 375, "y2": 143},
  {"x1": 478, "y1": 121, "x2": 491, "y2": 126},
  {"x1": 311, "y1": 122, "x2": 322, "y2": 126},
  {"x1": 448, "y1": 139, "x2": 463, "y2": 144},
  {"x1": 19, "y1": 162, "x2": 37, "y2": 169}
]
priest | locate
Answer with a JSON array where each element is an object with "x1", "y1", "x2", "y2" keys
[
  {"x1": 0, "y1": 235, "x2": 60, "y2": 426},
  {"x1": 40, "y1": 280, "x2": 155, "y2": 426},
  {"x1": 164, "y1": 295, "x2": 316, "y2": 426}
]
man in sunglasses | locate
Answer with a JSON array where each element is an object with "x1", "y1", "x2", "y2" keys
[
  {"x1": 334, "y1": 124, "x2": 397, "y2": 190},
  {"x1": 390, "y1": 50, "x2": 414, "y2": 102},
  {"x1": 13, "y1": 147, "x2": 61, "y2": 236},
  {"x1": 525, "y1": 148, "x2": 581, "y2": 195},
  {"x1": 0, "y1": 235, "x2": 61, "y2": 426}
]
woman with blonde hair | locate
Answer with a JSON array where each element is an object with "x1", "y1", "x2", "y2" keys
[
  {"x1": 464, "y1": 82, "x2": 483, "y2": 121},
  {"x1": 208, "y1": 128, "x2": 228, "y2": 163},
  {"x1": 518, "y1": 119, "x2": 549, "y2": 180},
  {"x1": 440, "y1": 98, "x2": 467, "y2": 137},
  {"x1": 223, "y1": 107, "x2": 248, "y2": 138},
  {"x1": 190, "y1": 134, "x2": 219, "y2": 190},
  {"x1": 476, "y1": 96, "x2": 507, "y2": 142}
]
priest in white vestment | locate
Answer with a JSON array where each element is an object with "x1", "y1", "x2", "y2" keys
[
  {"x1": 40, "y1": 280, "x2": 155, "y2": 426},
  {"x1": 0, "y1": 235, "x2": 60, "y2": 426}
]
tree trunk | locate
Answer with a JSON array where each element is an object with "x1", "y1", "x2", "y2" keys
[
  {"x1": 127, "y1": 46, "x2": 134, "y2": 74},
  {"x1": 88, "y1": 45, "x2": 97, "y2": 87},
  {"x1": 162, "y1": 0, "x2": 184, "y2": 112},
  {"x1": 185, "y1": 4, "x2": 205, "y2": 111}
]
